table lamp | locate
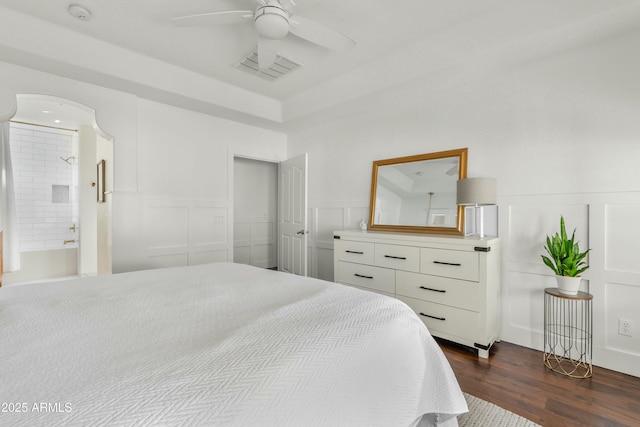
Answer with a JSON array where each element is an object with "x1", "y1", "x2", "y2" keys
[{"x1": 456, "y1": 178, "x2": 497, "y2": 238}]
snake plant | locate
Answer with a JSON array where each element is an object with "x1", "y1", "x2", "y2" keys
[{"x1": 541, "y1": 216, "x2": 590, "y2": 277}]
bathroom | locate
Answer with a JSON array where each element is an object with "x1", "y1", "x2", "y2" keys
[{"x1": 3, "y1": 95, "x2": 112, "y2": 284}]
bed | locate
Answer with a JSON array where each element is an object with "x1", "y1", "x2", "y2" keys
[{"x1": 0, "y1": 262, "x2": 467, "y2": 426}]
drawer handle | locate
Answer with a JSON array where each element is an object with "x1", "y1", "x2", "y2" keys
[
  {"x1": 346, "y1": 250, "x2": 364, "y2": 255},
  {"x1": 433, "y1": 261, "x2": 462, "y2": 267},
  {"x1": 354, "y1": 273, "x2": 373, "y2": 279},
  {"x1": 420, "y1": 286, "x2": 446, "y2": 293},
  {"x1": 384, "y1": 255, "x2": 407, "y2": 260},
  {"x1": 420, "y1": 313, "x2": 446, "y2": 321}
]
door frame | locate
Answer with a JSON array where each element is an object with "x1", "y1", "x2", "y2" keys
[
  {"x1": 228, "y1": 149, "x2": 308, "y2": 275},
  {"x1": 228, "y1": 148, "x2": 282, "y2": 267},
  {"x1": 232, "y1": 155, "x2": 279, "y2": 269}
]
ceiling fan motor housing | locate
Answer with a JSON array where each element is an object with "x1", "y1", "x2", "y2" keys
[{"x1": 254, "y1": 5, "x2": 290, "y2": 39}]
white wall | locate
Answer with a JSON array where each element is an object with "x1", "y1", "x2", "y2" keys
[
  {"x1": 136, "y1": 100, "x2": 286, "y2": 270},
  {"x1": 287, "y1": 28, "x2": 640, "y2": 376},
  {"x1": 0, "y1": 61, "x2": 287, "y2": 274}
]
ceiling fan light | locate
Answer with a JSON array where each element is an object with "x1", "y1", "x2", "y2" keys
[{"x1": 254, "y1": 6, "x2": 290, "y2": 39}]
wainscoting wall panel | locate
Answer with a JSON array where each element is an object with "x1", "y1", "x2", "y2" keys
[
  {"x1": 235, "y1": 222, "x2": 251, "y2": 242},
  {"x1": 314, "y1": 247, "x2": 335, "y2": 282},
  {"x1": 602, "y1": 202, "x2": 640, "y2": 362},
  {"x1": 605, "y1": 204, "x2": 640, "y2": 274},
  {"x1": 506, "y1": 204, "x2": 589, "y2": 269},
  {"x1": 307, "y1": 202, "x2": 368, "y2": 282},
  {"x1": 605, "y1": 282, "x2": 640, "y2": 356},
  {"x1": 145, "y1": 206, "x2": 189, "y2": 252},
  {"x1": 316, "y1": 208, "x2": 347, "y2": 243},
  {"x1": 145, "y1": 253, "x2": 189, "y2": 269},
  {"x1": 190, "y1": 207, "x2": 228, "y2": 247},
  {"x1": 233, "y1": 216, "x2": 276, "y2": 269},
  {"x1": 502, "y1": 202, "x2": 591, "y2": 351},
  {"x1": 500, "y1": 192, "x2": 640, "y2": 377},
  {"x1": 189, "y1": 250, "x2": 229, "y2": 266},
  {"x1": 143, "y1": 198, "x2": 231, "y2": 268}
]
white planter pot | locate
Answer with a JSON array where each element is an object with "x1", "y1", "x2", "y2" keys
[{"x1": 555, "y1": 275, "x2": 582, "y2": 296}]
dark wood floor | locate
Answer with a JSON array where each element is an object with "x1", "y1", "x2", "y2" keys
[{"x1": 437, "y1": 339, "x2": 640, "y2": 427}]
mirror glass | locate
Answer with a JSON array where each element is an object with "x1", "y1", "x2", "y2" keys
[{"x1": 369, "y1": 148, "x2": 467, "y2": 235}]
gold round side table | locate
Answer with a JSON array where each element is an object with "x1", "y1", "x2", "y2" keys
[{"x1": 543, "y1": 287, "x2": 593, "y2": 378}]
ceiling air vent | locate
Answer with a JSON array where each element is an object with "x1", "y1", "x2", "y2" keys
[{"x1": 235, "y1": 50, "x2": 301, "y2": 82}]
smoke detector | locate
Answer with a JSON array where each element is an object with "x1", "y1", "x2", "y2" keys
[{"x1": 68, "y1": 4, "x2": 92, "y2": 21}]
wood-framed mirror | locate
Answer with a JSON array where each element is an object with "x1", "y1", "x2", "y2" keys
[{"x1": 368, "y1": 148, "x2": 468, "y2": 235}]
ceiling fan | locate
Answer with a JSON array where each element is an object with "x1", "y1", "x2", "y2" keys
[{"x1": 171, "y1": 0, "x2": 356, "y2": 70}]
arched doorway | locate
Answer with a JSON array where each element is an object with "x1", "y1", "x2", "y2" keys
[{"x1": 3, "y1": 94, "x2": 113, "y2": 284}]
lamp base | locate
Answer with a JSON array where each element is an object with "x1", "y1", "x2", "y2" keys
[{"x1": 464, "y1": 205, "x2": 487, "y2": 238}]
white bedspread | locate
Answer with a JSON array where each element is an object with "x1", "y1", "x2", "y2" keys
[{"x1": 0, "y1": 262, "x2": 467, "y2": 426}]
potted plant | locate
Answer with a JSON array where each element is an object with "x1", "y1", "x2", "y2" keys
[{"x1": 541, "y1": 216, "x2": 590, "y2": 295}]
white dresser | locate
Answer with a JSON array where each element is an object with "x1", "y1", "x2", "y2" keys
[{"x1": 333, "y1": 229, "x2": 501, "y2": 358}]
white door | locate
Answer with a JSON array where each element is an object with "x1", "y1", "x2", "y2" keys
[{"x1": 278, "y1": 153, "x2": 308, "y2": 276}]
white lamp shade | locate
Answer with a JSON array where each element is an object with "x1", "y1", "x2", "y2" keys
[{"x1": 457, "y1": 178, "x2": 497, "y2": 206}]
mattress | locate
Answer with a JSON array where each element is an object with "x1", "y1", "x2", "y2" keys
[{"x1": 0, "y1": 262, "x2": 467, "y2": 426}]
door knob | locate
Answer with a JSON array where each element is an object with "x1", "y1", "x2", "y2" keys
[{"x1": 296, "y1": 230, "x2": 308, "y2": 235}]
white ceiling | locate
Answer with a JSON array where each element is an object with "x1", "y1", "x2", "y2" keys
[{"x1": 1, "y1": 0, "x2": 640, "y2": 126}]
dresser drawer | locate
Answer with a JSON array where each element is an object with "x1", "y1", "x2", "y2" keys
[
  {"x1": 397, "y1": 296, "x2": 478, "y2": 342},
  {"x1": 335, "y1": 261, "x2": 395, "y2": 294},
  {"x1": 396, "y1": 271, "x2": 478, "y2": 311},
  {"x1": 334, "y1": 239, "x2": 375, "y2": 265},
  {"x1": 375, "y1": 243, "x2": 420, "y2": 272},
  {"x1": 420, "y1": 248, "x2": 479, "y2": 281}
]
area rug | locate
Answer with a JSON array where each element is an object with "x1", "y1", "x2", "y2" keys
[{"x1": 458, "y1": 393, "x2": 541, "y2": 427}]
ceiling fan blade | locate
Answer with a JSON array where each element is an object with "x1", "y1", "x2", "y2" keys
[
  {"x1": 258, "y1": 37, "x2": 279, "y2": 69},
  {"x1": 289, "y1": 15, "x2": 356, "y2": 50},
  {"x1": 171, "y1": 10, "x2": 254, "y2": 27},
  {"x1": 278, "y1": 0, "x2": 296, "y2": 12}
]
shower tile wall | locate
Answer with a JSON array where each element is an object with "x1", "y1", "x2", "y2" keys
[{"x1": 10, "y1": 122, "x2": 78, "y2": 250}]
